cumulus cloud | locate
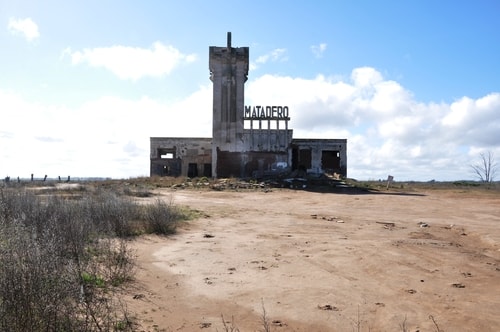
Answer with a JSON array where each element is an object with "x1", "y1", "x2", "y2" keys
[
  {"x1": 441, "y1": 94, "x2": 500, "y2": 146},
  {"x1": 311, "y1": 43, "x2": 327, "y2": 58},
  {"x1": 246, "y1": 68, "x2": 500, "y2": 180},
  {"x1": 67, "y1": 42, "x2": 197, "y2": 80},
  {"x1": 1, "y1": 67, "x2": 499, "y2": 181},
  {"x1": 7, "y1": 17, "x2": 39, "y2": 42}
]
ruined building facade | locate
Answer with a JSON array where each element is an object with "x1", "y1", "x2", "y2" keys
[{"x1": 150, "y1": 33, "x2": 347, "y2": 178}]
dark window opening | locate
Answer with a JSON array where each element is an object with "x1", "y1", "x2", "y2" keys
[
  {"x1": 291, "y1": 147, "x2": 299, "y2": 170},
  {"x1": 321, "y1": 150, "x2": 341, "y2": 172},
  {"x1": 188, "y1": 163, "x2": 198, "y2": 178},
  {"x1": 298, "y1": 148, "x2": 312, "y2": 170},
  {"x1": 203, "y1": 163, "x2": 212, "y2": 177}
]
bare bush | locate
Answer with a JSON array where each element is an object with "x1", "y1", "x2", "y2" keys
[
  {"x1": 142, "y1": 198, "x2": 182, "y2": 235},
  {"x1": 260, "y1": 299, "x2": 272, "y2": 332},
  {"x1": 0, "y1": 186, "x2": 182, "y2": 331},
  {"x1": 0, "y1": 223, "x2": 77, "y2": 331},
  {"x1": 471, "y1": 151, "x2": 497, "y2": 183},
  {"x1": 219, "y1": 314, "x2": 240, "y2": 332}
]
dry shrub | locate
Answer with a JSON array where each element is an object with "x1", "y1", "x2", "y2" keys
[
  {"x1": 142, "y1": 198, "x2": 181, "y2": 235},
  {"x1": 0, "y1": 186, "x2": 182, "y2": 331}
]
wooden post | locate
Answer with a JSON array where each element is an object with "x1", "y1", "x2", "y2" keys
[{"x1": 386, "y1": 175, "x2": 394, "y2": 190}]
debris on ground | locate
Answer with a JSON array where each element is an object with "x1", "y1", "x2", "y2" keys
[
  {"x1": 168, "y1": 171, "x2": 354, "y2": 192},
  {"x1": 317, "y1": 304, "x2": 339, "y2": 311}
]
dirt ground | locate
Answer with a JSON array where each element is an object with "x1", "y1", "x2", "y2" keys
[{"x1": 125, "y1": 185, "x2": 500, "y2": 332}]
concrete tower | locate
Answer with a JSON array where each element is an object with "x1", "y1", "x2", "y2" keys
[
  {"x1": 151, "y1": 33, "x2": 347, "y2": 179},
  {"x1": 209, "y1": 32, "x2": 249, "y2": 177}
]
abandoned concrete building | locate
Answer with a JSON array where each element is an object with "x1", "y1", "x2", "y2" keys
[{"x1": 150, "y1": 33, "x2": 347, "y2": 179}]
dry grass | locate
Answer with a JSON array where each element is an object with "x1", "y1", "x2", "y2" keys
[{"x1": 0, "y1": 183, "x2": 187, "y2": 331}]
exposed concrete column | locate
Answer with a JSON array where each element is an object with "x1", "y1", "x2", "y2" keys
[
  {"x1": 209, "y1": 33, "x2": 249, "y2": 177},
  {"x1": 267, "y1": 119, "x2": 271, "y2": 150},
  {"x1": 340, "y1": 142, "x2": 347, "y2": 177},
  {"x1": 285, "y1": 120, "x2": 289, "y2": 150}
]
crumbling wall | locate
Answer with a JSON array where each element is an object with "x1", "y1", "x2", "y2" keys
[
  {"x1": 216, "y1": 149, "x2": 288, "y2": 178},
  {"x1": 150, "y1": 138, "x2": 212, "y2": 177},
  {"x1": 149, "y1": 33, "x2": 348, "y2": 180},
  {"x1": 291, "y1": 139, "x2": 347, "y2": 177},
  {"x1": 242, "y1": 129, "x2": 293, "y2": 152}
]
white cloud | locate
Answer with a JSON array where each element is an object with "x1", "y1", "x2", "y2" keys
[
  {"x1": 251, "y1": 48, "x2": 288, "y2": 70},
  {"x1": 351, "y1": 67, "x2": 383, "y2": 87},
  {"x1": 246, "y1": 68, "x2": 500, "y2": 180},
  {"x1": 0, "y1": 88, "x2": 211, "y2": 178},
  {"x1": 311, "y1": 43, "x2": 327, "y2": 58},
  {"x1": 68, "y1": 42, "x2": 197, "y2": 80},
  {"x1": 7, "y1": 17, "x2": 39, "y2": 42},
  {"x1": 441, "y1": 93, "x2": 500, "y2": 145},
  {"x1": 255, "y1": 48, "x2": 287, "y2": 64},
  {"x1": 1, "y1": 67, "x2": 500, "y2": 181}
]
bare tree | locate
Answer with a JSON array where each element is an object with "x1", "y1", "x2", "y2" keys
[{"x1": 471, "y1": 151, "x2": 497, "y2": 183}]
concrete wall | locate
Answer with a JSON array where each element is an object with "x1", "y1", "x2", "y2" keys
[
  {"x1": 216, "y1": 150, "x2": 289, "y2": 178},
  {"x1": 291, "y1": 139, "x2": 347, "y2": 176},
  {"x1": 242, "y1": 128, "x2": 293, "y2": 152},
  {"x1": 150, "y1": 137, "x2": 212, "y2": 177},
  {"x1": 150, "y1": 33, "x2": 348, "y2": 179}
]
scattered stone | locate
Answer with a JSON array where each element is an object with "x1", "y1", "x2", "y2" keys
[
  {"x1": 375, "y1": 302, "x2": 385, "y2": 307},
  {"x1": 132, "y1": 294, "x2": 145, "y2": 300},
  {"x1": 376, "y1": 221, "x2": 395, "y2": 227},
  {"x1": 318, "y1": 304, "x2": 339, "y2": 311},
  {"x1": 452, "y1": 283, "x2": 465, "y2": 288},
  {"x1": 209, "y1": 179, "x2": 268, "y2": 191},
  {"x1": 462, "y1": 272, "x2": 472, "y2": 278},
  {"x1": 203, "y1": 234, "x2": 214, "y2": 238},
  {"x1": 419, "y1": 222, "x2": 429, "y2": 228},
  {"x1": 406, "y1": 289, "x2": 417, "y2": 294},
  {"x1": 199, "y1": 322, "x2": 212, "y2": 328}
]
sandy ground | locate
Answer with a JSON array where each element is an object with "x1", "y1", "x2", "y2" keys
[{"x1": 125, "y1": 186, "x2": 500, "y2": 331}]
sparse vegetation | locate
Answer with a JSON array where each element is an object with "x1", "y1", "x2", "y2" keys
[
  {"x1": 219, "y1": 314, "x2": 240, "y2": 332},
  {"x1": 346, "y1": 178, "x2": 499, "y2": 192},
  {"x1": 0, "y1": 177, "x2": 493, "y2": 330},
  {"x1": 399, "y1": 315, "x2": 408, "y2": 332},
  {"x1": 471, "y1": 150, "x2": 497, "y2": 183},
  {"x1": 0, "y1": 183, "x2": 186, "y2": 331},
  {"x1": 260, "y1": 299, "x2": 272, "y2": 332}
]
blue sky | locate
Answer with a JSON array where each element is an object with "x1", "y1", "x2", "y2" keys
[{"x1": 1, "y1": 1, "x2": 499, "y2": 180}]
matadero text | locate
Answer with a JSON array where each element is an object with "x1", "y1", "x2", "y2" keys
[{"x1": 244, "y1": 105, "x2": 290, "y2": 119}]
